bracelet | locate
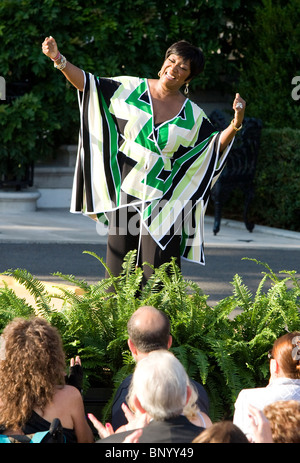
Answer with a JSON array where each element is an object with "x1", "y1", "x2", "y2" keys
[
  {"x1": 51, "y1": 52, "x2": 61, "y2": 62},
  {"x1": 230, "y1": 119, "x2": 243, "y2": 131},
  {"x1": 54, "y1": 54, "x2": 67, "y2": 71}
]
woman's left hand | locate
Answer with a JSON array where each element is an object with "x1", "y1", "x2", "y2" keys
[{"x1": 233, "y1": 93, "x2": 246, "y2": 127}]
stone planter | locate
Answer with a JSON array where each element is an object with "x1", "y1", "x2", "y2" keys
[{"x1": 0, "y1": 189, "x2": 41, "y2": 213}]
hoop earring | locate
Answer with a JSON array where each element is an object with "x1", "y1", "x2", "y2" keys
[{"x1": 184, "y1": 83, "x2": 189, "y2": 96}]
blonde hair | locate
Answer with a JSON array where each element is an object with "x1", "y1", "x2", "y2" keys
[
  {"x1": 182, "y1": 380, "x2": 199, "y2": 421},
  {"x1": 0, "y1": 317, "x2": 66, "y2": 429}
]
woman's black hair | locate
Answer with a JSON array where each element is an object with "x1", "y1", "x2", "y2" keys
[{"x1": 165, "y1": 40, "x2": 205, "y2": 81}]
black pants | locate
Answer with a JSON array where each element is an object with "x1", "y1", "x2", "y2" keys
[{"x1": 105, "y1": 207, "x2": 181, "y2": 284}]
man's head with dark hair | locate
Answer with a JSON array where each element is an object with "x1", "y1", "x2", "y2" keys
[{"x1": 127, "y1": 306, "x2": 172, "y2": 360}]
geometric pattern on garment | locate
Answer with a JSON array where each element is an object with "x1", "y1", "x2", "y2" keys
[{"x1": 70, "y1": 72, "x2": 234, "y2": 264}]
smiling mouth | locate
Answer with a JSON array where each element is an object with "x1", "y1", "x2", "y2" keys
[{"x1": 165, "y1": 71, "x2": 176, "y2": 80}]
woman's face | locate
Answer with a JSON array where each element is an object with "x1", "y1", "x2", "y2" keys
[{"x1": 159, "y1": 54, "x2": 191, "y2": 90}]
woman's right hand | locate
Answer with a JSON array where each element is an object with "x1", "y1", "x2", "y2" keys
[
  {"x1": 42, "y1": 36, "x2": 59, "y2": 60},
  {"x1": 41, "y1": 35, "x2": 84, "y2": 91}
]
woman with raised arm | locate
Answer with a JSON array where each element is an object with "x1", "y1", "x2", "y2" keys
[{"x1": 42, "y1": 37, "x2": 245, "y2": 283}]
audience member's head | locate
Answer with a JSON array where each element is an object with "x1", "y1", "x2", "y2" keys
[
  {"x1": 127, "y1": 350, "x2": 190, "y2": 421},
  {"x1": 269, "y1": 331, "x2": 300, "y2": 380},
  {"x1": 263, "y1": 400, "x2": 300, "y2": 443},
  {"x1": 0, "y1": 317, "x2": 66, "y2": 430},
  {"x1": 192, "y1": 421, "x2": 249, "y2": 443},
  {"x1": 127, "y1": 306, "x2": 172, "y2": 360}
]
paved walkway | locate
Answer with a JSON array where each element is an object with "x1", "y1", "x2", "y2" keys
[
  {"x1": 0, "y1": 208, "x2": 299, "y2": 309},
  {"x1": 1, "y1": 208, "x2": 300, "y2": 249}
]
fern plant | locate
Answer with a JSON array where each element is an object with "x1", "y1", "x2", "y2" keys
[{"x1": 0, "y1": 253, "x2": 299, "y2": 422}]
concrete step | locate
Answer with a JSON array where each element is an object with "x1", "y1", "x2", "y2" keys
[{"x1": 34, "y1": 145, "x2": 77, "y2": 208}]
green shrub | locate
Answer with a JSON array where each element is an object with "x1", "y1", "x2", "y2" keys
[
  {"x1": 1, "y1": 251, "x2": 299, "y2": 422},
  {"x1": 238, "y1": 0, "x2": 300, "y2": 128},
  {"x1": 0, "y1": 93, "x2": 60, "y2": 181},
  {"x1": 211, "y1": 127, "x2": 300, "y2": 232},
  {"x1": 253, "y1": 128, "x2": 300, "y2": 231},
  {"x1": 0, "y1": 0, "x2": 260, "y2": 180}
]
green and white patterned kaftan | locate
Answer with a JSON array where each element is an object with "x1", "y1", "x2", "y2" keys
[{"x1": 70, "y1": 72, "x2": 233, "y2": 264}]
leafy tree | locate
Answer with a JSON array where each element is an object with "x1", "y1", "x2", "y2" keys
[
  {"x1": 0, "y1": 0, "x2": 257, "y2": 181},
  {"x1": 238, "y1": 0, "x2": 300, "y2": 128}
]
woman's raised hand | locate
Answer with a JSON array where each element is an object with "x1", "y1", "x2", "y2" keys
[
  {"x1": 233, "y1": 92, "x2": 246, "y2": 127},
  {"x1": 42, "y1": 36, "x2": 59, "y2": 60},
  {"x1": 41, "y1": 36, "x2": 84, "y2": 91}
]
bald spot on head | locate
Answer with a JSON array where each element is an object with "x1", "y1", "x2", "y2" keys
[
  {"x1": 127, "y1": 306, "x2": 171, "y2": 353},
  {"x1": 133, "y1": 306, "x2": 166, "y2": 331}
]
